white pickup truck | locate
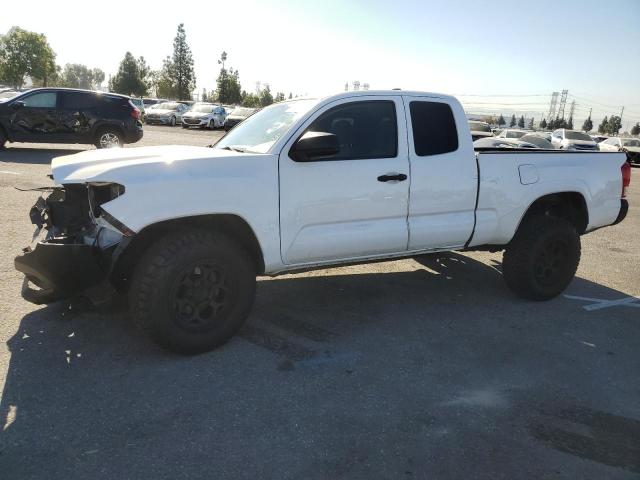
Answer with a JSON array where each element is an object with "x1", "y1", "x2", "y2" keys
[{"x1": 15, "y1": 90, "x2": 631, "y2": 354}]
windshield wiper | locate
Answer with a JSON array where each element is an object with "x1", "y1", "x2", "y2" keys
[{"x1": 220, "y1": 145, "x2": 247, "y2": 153}]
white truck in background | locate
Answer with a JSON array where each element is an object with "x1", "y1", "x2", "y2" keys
[{"x1": 15, "y1": 90, "x2": 631, "y2": 354}]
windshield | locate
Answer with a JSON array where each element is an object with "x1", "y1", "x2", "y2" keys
[
  {"x1": 216, "y1": 99, "x2": 319, "y2": 153},
  {"x1": 192, "y1": 104, "x2": 216, "y2": 113},
  {"x1": 155, "y1": 102, "x2": 179, "y2": 111},
  {"x1": 565, "y1": 131, "x2": 592, "y2": 141},
  {"x1": 468, "y1": 121, "x2": 491, "y2": 132},
  {"x1": 622, "y1": 138, "x2": 640, "y2": 147},
  {"x1": 506, "y1": 131, "x2": 526, "y2": 139}
]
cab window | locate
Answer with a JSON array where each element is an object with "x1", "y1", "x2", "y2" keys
[
  {"x1": 409, "y1": 101, "x2": 458, "y2": 156},
  {"x1": 22, "y1": 92, "x2": 57, "y2": 108},
  {"x1": 302, "y1": 100, "x2": 398, "y2": 161}
]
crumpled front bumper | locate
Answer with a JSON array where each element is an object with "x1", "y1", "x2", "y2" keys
[{"x1": 15, "y1": 240, "x2": 111, "y2": 304}]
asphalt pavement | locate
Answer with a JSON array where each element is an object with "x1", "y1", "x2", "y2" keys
[{"x1": 0, "y1": 126, "x2": 638, "y2": 479}]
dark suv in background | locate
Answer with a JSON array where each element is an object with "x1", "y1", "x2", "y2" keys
[{"x1": 0, "y1": 88, "x2": 143, "y2": 149}]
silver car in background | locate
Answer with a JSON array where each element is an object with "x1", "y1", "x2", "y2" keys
[
  {"x1": 181, "y1": 103, "x2": 227, "y2": 129},
  {"x1": 145, "y1": 102, "x2": 189, "y2": 126}
]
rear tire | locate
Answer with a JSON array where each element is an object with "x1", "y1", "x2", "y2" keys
[
  {"x1": 129, "y1": 229, "x2": 257, "y2": 354},
  {"x1": 208, "y1": 120, "x2": 215, "y2": 130},
  {"x1": 170, "y1": 116, "x2": 176, "y2": 127},
  {"x1": 94, "y1": 127, "x2": 123, "y2": 149},
  {"x1": 0, "y1": 128, "x2": 6, "y2": 149},
  {"x1": 502, "y1": 216, "x2": 580, "y2": 301}
]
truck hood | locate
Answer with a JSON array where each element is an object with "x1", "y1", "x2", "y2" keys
[
  {"x1": 51, "y1": 145, "x2": 249, "y2": 184},
  {"x1": 623, "y1": 146, "x2": 640, "y2": 153}
]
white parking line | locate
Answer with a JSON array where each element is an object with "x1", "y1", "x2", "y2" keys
[
  {"x1": 564, "y1": 294, "x2": 640, "y2": 311},
  {"x1": 0, "y1": 170, "x2": 20, "y2": 175}
]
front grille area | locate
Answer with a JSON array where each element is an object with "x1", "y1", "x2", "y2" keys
[{"x1": 182, "y1": 118, "x2": 201, "y2": 125}]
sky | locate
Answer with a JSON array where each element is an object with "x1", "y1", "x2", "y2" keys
[{"x1": 2, "y1": 0, "x2": 640, "y2": 130}]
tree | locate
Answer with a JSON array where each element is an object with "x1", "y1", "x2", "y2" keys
[
  {"x1": 0, "y1": 27, "x2": 57, "y2": 88},
  {"x1": 540, "y1": 118, "x2": 547, "y2": 130},
  {"x1": 136, "y1": 56, "x2": 151, "y2": 87},
  {"x1": 274, "y1": 92, "x2": 285, "y2": 102},
  {"x1": 631, "y1": 123, "x2": 640, "y2": 136},
  {"x1": 288, "y1": 92, "x2": 293, "y2": 100},
  {"x1": 259, "y1": 85, "x2": 274, "y2": 107},
  {"x1": 582, "y1": 115, "x2": 593, "y2": 132},
  {"x1": 215, "y1": 52, "x2": 242, "y2": 104},
  {"x1": 201, "y1": 88, "x2": 209, "y2": 102},
  {"x1": 527, "y1": 117, "x2": 534, "y2": 130},
  {"x1": 58, "y1": 64, "x2": 104, "y2": 89},
  {"x1": 598, "y1": 116, "x2": 608, "y2": 134},
  {"x1": 497, "y1": 114, "x2": 506, "y2": 126},
  {"x1": 171, "y1": 23, "x2": 196, "y2": 100},
  {"x1": 241, "y1": 92, "x2": 260, "y2": 107},
  {"x1": 517, "y1": 115, "x2": 525, "y2": 128},
  {"x1": 607, "y1": 115, "x2": 622, "y2": 135},
  {"x1": 109, "y1": 52, "x2": 148, "y2": 96},
  {"x1": 509, "y1": 114, "x2": 516, "y2": 127},
  {"x1": 156, "y1": 56, "x2": 177, "y2": 99}
]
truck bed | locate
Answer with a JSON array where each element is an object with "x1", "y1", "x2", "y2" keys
[{"x1": 468, "y1": 150, "x2": 626, "y2": 247}]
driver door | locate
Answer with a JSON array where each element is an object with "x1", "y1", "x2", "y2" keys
[{"x1": 278, "y1": 96, "x2": 410, "y2": 265}]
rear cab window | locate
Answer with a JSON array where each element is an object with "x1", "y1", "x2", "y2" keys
[
  {"x1": 408, "y1": 101, "x2": 458, "y2": 156},
  {"x1": 59, "y1": 91, "x2": 99, "y2": 110}
]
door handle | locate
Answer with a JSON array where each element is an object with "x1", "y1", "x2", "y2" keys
[{"x1": 377, "y1": 173, "x2": 407, "y2": 182}]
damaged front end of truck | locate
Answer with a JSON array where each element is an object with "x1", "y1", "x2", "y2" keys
[{"x1": 14, "y1": 182, "x2": 133, "y2": 304}]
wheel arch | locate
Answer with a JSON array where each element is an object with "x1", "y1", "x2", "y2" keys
[
  {"x1": 514, "y1": 191, "x2": 589, "y2": 238},
  {"x1": 93, "y1": 122, "x2": 125, "y2": 139},
  {"x1": 110, "y1": 213, "x2": 265, "y2": 288},
  {"x1": 0, "y1": 122, "x2": 9, "y2": 142}
]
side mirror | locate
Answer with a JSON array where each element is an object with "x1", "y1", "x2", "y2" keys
[
  {"x1": 290, "y1": 131, "x2": 339, "y2": 161},
  {"x1": 11, "y1": 101, "x2": 25, "y2": 110}
]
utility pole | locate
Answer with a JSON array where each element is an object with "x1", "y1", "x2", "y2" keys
[
  {"x1": 568, "y1": 100, "x2": 575, "y2": 121},
  {"x1": 620, "y1": 106, "x2": 624, "y2": 122},
  {"x1": 547, "y1": 91, "x2": 559, "y2": 120},
  {"x1": 557, "y1": 89, "x2": 568, "y2": 120}
]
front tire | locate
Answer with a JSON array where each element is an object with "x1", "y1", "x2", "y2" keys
[
  {"x1": 502, "y1": 216, "x2": 580, "y2": 301},
  {"x1": 129, "y1": 230, "x2": 257, "y2": 354},
  {"x1": 170, "y1": 116, "x2": 176, "y2": 127},
  {"x1": 0, "y1": 128, "x2": 6, "y2": 149}
]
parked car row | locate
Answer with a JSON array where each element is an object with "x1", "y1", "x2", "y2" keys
[
  {"x1": 139, "y1": 99, "x2": 257, "y2": 130},
  {"x1": 469, "y1": 120, "x2": 639, "y2": 163}
]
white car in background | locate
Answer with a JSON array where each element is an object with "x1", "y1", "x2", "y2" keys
[
  {"x1": 181, "y1": 103, "x2": 228, "y2": 129},
  {"x1": 550, "y1": 129, "x2": 598, "y2": 151},
  {"x1": 598, "y1": 137, "x2": 640, "y2": 165}
]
